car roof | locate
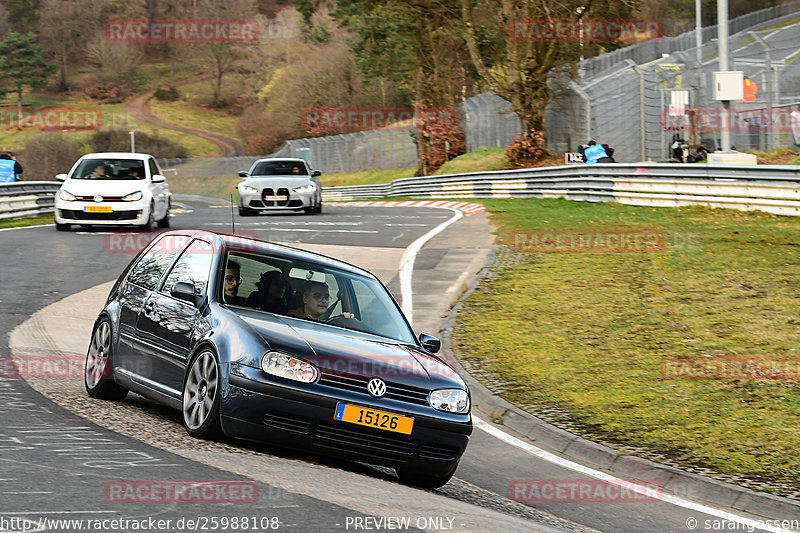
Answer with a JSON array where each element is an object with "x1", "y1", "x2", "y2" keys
[
  {"x1": 162, "y1": 230, "x2": 375, "y2": 279},
  {"x1": 78, "y1": 152, "x2": 155, "y2": 161},
  {"x1": 253, "y1": 157, "x2": 308, "y2": 164}
]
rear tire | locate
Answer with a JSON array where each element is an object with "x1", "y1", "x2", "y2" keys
[{"x1": 85, "y1": 319, "x2": 128, "y2": 401}]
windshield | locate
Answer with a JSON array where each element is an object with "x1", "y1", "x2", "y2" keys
[
  {"x1": 250, "y1": 161, "x2": 308, "y2": 176},
  {"x1": 71, "y1": 159, "x2": 146, "y2": 180},
  {"x1": 222, "y1": 250, "x2": 415, "y2": 344}
]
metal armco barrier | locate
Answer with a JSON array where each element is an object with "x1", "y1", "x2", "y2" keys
[
  {"x1": 321, "y1": 163, "x2": 800, "y2": 216},
  {"x1": 0, "y1": 182, "x2": 60, "y2": 220},
  {"x1": 6, "y1": 164, "x2": 800, "y2": 220}
]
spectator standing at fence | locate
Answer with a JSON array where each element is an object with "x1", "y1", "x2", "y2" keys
[
  {"x1": 791, "y1": 107, "x2": 800, "y2": 147},
  {"x1": 0, "y1": 152, "x2": 23, "y2": 182}
]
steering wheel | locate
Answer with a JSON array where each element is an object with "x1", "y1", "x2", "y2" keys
[{"x1": 324, "y1": 313, "x2": 360, "y2": 327}]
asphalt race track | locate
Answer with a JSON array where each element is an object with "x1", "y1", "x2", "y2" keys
[{"x1": 0, "y1": 199, "x2": 792, "y2": 533}]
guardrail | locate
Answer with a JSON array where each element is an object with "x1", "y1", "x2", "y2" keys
[
  {"x1": 0, "y1": 181, "x2": 61, "y2": 220},
  {"x1": 5, "y1": 164, "x2": 800, "y2": 220},
  {"x1": 321, "y1": 163, "x2": 800, "y2": 217}
]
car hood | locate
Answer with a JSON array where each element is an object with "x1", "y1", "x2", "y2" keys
[
  {"x1": 240, "y1": 176, "x2": 313, "y2": 188},
  {"x1": 234, "y1": 310, "x2": 463, "y2": 389},
  {"x1": 61, "y1": 178, "x2": 147, "y2": 197}
]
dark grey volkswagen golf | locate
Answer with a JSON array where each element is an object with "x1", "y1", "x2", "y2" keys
[{"x1": 85, "y1": 230, "x2": 472, "y2": 487}]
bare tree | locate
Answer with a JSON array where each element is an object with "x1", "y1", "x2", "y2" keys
[
  {"x1": 38, "y1": 0, "x2": 91, "y2": 91},
  {"x1": 197, "y1": 0, "x2": 257, "y2": 106},
  {"x1": 459, "y1": 0, "x2": 638, "y2": 139},
  {"x1": 86, "y1": 35, "x2": 142, "y2": 88}
]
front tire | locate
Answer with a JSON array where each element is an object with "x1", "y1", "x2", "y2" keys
[
  {"x1": 395, "y1": 461, "x2": 459, "y2": 489},
  {"x1": 182, "y1": 350, "x2": 222, "y2": 439},
  {"x1": 140, "y1": 203, "x2": 155, "y2": 231},
  {"x1": 239, "y1": 207, "x2": 256, "y2": 217},
  {"x1": 157, "y1": 201, "x2": 170, "y2": 228},
  {"x1": 85, "y1": 319, "x2": 128, "y2": 401},
  {"x1": 55, "y1": 222, "x2": 71, "y2": 231}
]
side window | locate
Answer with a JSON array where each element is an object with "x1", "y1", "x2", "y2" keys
[
  {"x1": 161, "y1": 239, "x2": 213, "y2": 296},
  {"x1": 148, "y1": 158, "x2": 160, "y2": 179},
  {"x1": 128, "y1": 237, "x2": 181, "y2": 290}
]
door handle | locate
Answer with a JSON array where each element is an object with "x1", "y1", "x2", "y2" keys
[{"x1": 143, "y1": 301, "x2": 155, "y2": 312}]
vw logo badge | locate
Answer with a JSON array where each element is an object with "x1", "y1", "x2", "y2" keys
[
  {"x1": 93, "y1": 195, "x2": 103, "y2": 203},
  {"x1": 367, "y1": 378, "x2": 386, "y2": 398}
]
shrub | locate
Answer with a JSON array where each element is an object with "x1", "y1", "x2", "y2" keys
[
  {"x1": 20, "y1": 132, "x2": 86, "y2": 180},
  {"x1": 237, "y1": 105, "x2": 292, "y2": 154},
  {"x1": 415, "y1": 111, "x2": 466, "y2": 174},
  {"x1": 154, "y1": 86, "x2": 181, "y2": 102},
  {"x1": 88, "y1": 129, "x2": 188, "y2": 159},
  {"x1": 85, "y1": 83, "x2": 123, "y2": 102},
  {"x1": 505, "y1": 129, "x2": 550, "y2": 169}
]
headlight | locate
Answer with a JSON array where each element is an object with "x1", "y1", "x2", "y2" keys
[
  {"x1": 58, "y1": 189, "x2": 75, "y2": 201},
  {"x1": 239, "y1": 185, "x2": 258, "y2": 194},
  {"x1": 122, "y1": 191, "x2": 143, "y2": 202},
  {"x1": 261, "y1": 351, "x2": 318, "y2": 383},
  {"x1": 293, "y1": 184, "x2": 316, "y2": 194},
  {"x1": 429, "y1": 389, "x2": 470, "y2": 413}
]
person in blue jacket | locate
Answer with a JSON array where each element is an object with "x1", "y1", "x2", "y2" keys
[
  {"x1": 0, "y1": 152, "x2": 23, "y2": 182},
  {"x1": 581, "y1": 141, "x2": 610, "y2": 164}
]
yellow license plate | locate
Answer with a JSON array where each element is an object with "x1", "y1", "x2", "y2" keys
[
  {"x1": 334, "y1": 403, "x2": 414, "y2": 435},
  {"x1": 85, "y1": 205, "x2": 112, "y2": 213}
]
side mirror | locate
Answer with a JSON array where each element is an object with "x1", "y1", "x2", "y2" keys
[
  {"x1": 419, "y1": 333, "x2": 441, "y2": 353},
  {"x1": 311, "y1": 170, "x2": 322, "y2": 177},
  {"x1": 170, "y1": 281, "x2": 198, "y2": 303},
  {"x1": 238, "y1": 171, "x2": 248, "y2": 177},
  {"x1": 55, "y1": 173, "x2": 68, "y2": 181},
  {"x1": 152, "y1": 174, "x2": 166, "y2": 183}
]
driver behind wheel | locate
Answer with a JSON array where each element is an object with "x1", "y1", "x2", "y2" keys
[
  {"x1": 287, "y1": 280, "x2": 330, "y2": 320},
  {"x1": 287, "y1": 280, "x2": 353, "y2": 321}
]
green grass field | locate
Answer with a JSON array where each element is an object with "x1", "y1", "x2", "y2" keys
[
  {"x1": 0, "y1": 214, "x2": 54, "y2": 229},
  {"x1": 149, "y1": 99, "x2": 240, "y2": 142},
  {"x1": 453, "y1": 198, "x2": 800, "y2": 492}
]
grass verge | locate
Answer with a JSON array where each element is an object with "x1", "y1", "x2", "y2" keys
[
  {"x1": 435, "y1": 148, "x2": 509, "y2": 175},
  {"x1": 168, "y1": 175, "x2": 240, "y2": 202},
  {"x1": 453, "y1": 198, "x2": 800, "y2": 494},
  {"x1": 0, "y1": 214, "x2": 54, "y2": 229},
  {"x1": 149, "y1": 99, "x2": 240, "y2": 142}
]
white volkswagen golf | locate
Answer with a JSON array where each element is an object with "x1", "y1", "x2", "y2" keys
[{"x1": 54, "y1": 152, "x2": 171, "y2": 231}]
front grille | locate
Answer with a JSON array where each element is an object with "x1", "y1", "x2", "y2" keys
[
  {"x1": 261, "y1": 187, "x2": 291, "y2": 207},
  {"x1": 59, "y1": 209, "x2": 140, "y2": 221},
  {"x1": 314, "y1": 421, "x2": 415, "y2": 459},
  {"x1": 419, "y1": 442, "x2": 459, "y2": 461},
  {"x1": 318, "y1": 373, "x2": 430, "y2": 406},
  {"x1": 74, "y1": 196, "x2": 126, "y2": 202},
  {"x1": 264, "y1": 411, "x2": 311, "y2": 434}
]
